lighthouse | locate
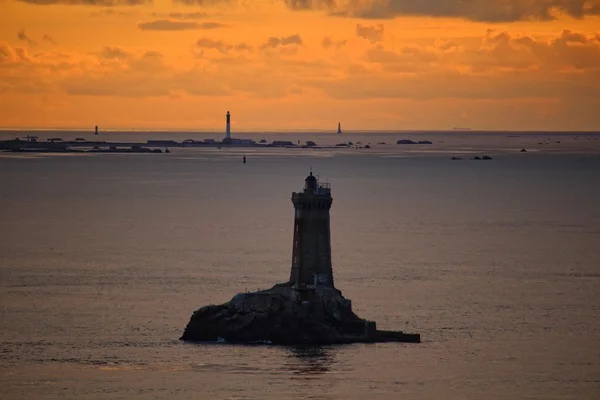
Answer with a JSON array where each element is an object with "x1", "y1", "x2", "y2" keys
[
  {"x1": 180, "y1": 171, "x2": 422, "y2": 344},
  {"x1": 289, "y1": 172, "x2": 334, "y2": 289},
  {"x1": 225, "y1": 111, "x2": 231, "y2": 140}
]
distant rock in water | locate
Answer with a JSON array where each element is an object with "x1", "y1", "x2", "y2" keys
[
  {"x1": 180, "y1": 173, "x2": 420, "y2": 345},
  {"x1": 520, "y1": 148, "x2": 528, "y2": 152},
  {"x1": 396, "y1": 139, "x2": 432, "y2": 145}
]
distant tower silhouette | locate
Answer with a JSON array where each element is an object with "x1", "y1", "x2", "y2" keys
[
  {"x1": 225, "y1": 111, "x2": 231, "y2": 140},
  {"x1": 94, "y1": 125, "x2": 99, "y2": 135},
  {"x1": 289, "y1": 172, "x2": 334, "y2": 289},
  {"x1": 337, "y1": 122, "x2": 342, "y2": 134}
]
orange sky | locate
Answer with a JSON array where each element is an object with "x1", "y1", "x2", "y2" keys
[{"x1": 1, "y1": 0, "x2": 599, "y2": 131}]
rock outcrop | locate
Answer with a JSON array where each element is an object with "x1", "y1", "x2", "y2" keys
[
  {"x1": 180, "y1": 283, "x2": 420, "y2": 345},
  {"x1": 396, "y1": 139, "x2": 432, "y2": 145}
]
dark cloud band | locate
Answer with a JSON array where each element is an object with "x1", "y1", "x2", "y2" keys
[
  {"x1": 283, "y1": 0, "x2": 600, "y2": 22},
  {"x1": 16, "y1": 0, "x2": 149, "y2": 6},
  {"x1": 138, "y1": 20, "x2": 226, "y2": 30}
]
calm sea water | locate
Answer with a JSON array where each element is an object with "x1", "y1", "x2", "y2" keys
[{"x1": 1, "y1": 132, "x2": 599, "y2": 399}]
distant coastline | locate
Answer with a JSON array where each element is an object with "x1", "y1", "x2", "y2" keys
[{"x1": 2, "y1": 129, "x2": 600, "y2": 135}]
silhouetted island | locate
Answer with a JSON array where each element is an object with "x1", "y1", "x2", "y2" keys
[
  {"x1": 180, "y1": 173, "x2": 420, "y2": 345},
  {"x1": 397, "y1": 139, "x2": 433, "y2": 145}
]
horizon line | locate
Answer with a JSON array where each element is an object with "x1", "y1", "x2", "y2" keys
[{"x1": 1, "y1": 128, "x2": 600, "y2": 134}]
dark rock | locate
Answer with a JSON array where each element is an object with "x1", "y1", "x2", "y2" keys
[
  {"x1": 272, "y1": 141, "x2": 295, "y2": 147},
  {"x1": 180, "y1": 283, "x2": 419, "y2": 345},
  {"x1": 396, "y1": 139, "x2": 432, "y2": 145}
]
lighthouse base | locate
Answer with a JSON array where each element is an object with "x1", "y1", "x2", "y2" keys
[{"x1": 180, "y1": 283, "x2": 420, "y2": 345}]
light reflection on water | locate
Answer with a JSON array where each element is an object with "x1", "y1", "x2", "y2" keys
[{"x1": 285, "y1": 346, "x2": 337, "y2": 377}]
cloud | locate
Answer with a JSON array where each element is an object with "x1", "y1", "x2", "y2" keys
[
  {"x1": 98, "y1": 46, "x2": 131, "y2": 60},
  {"x1": 42, "y1": 34, "x2": 57, "y2": 44},
  {"x1": 356, "y1": 24, "x2": 384, "y2": 43},
  {"x1": 21, "y1": 0, "x2": 599, "y2": 23},
  {"x1": 0, "y1": 42, "x2": 235, "y2": 98},
  {"x1": 322, "y1": 37, "x2": 346, "y2": 49},
  {"x1": 150, "y1": 12, "x2": 210, "y2": 19},
  {"x1": 195, "y1": 37, "x2": 232, "y2": 54},
  {"x1": 17, "y1": 30, "x2": 36, "y2": 46},
  {"x1": 0, "y1": 43, "x2": 75, "y2": 94},
  {"x1": 89, "y1": 9, "x2": 136, "y2": 17},
  {"x1": 306, "y1": 29, "x2": 600, "y2": 101},
  {"x1": 64, "y1": 48, "x2": 230, "y2": 97},
  {"x1": 137, "y1": 20, "x2": 226, "y2": 31},
  {"x1": 260, "y1": 34, "x2": 303, "y2": 50},
  {"x1": 234, "y1": 43, "x2": 253, "y2": 51},
  {"x1": 172, "y1": 0, "x2": 233, "y2": 5},
  {"x1": 194, "y1": 37, "x2": 252, "y2": 54},
  {"x1": 3, "y1": 27, "x2": 600, "y2": 119},
  {"x1": 0, "y1": 43, "x2": 21, "y2": 65},
  {"x1": 0, "y1": 39, "x2": 306, "y2": 100},
  {"x1": 17, "y1": 0, "x2": 150, "y2": 5},
  {"x1": 197, "y1": 21, "x2": 226, "y2": 29},
  {"x1": 351, "y1": 29, "x2": 600, "y2": 77},
  {"x1": 362, "y1": 46, "x2": 437, "y2": 73},
  {"x1": 282, "y1": 0, "x2": 600, "y2": 22},
  {"x1": 484, "y1": 29, "x2": 600, "y2": 71}
]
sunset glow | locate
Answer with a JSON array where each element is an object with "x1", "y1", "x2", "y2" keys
[{"x1": 1, "y1": 0, "x2": 600, "y2": 130}]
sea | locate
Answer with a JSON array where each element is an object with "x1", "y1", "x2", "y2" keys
[{"x1": 1, "y1": 130, "x2": 599, "y2": 399}]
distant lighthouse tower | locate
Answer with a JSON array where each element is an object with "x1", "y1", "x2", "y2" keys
[
  {"x1": 225, "y1": 111, "x2": 231, "y2": 140},
  {"x1": 289, "y1": 172, "x2": 334, "y2": 289},
  {"x1": 337, "y1": 122, "x2": 342, "y2": 134}
]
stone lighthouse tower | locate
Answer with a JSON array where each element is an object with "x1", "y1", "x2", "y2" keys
[
  {"x1": 225, "y1": 111, "x2": 231, "y2": 140},
  {"x1": 289, "y1": 172, "x2": 335, "y2": 289}
]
